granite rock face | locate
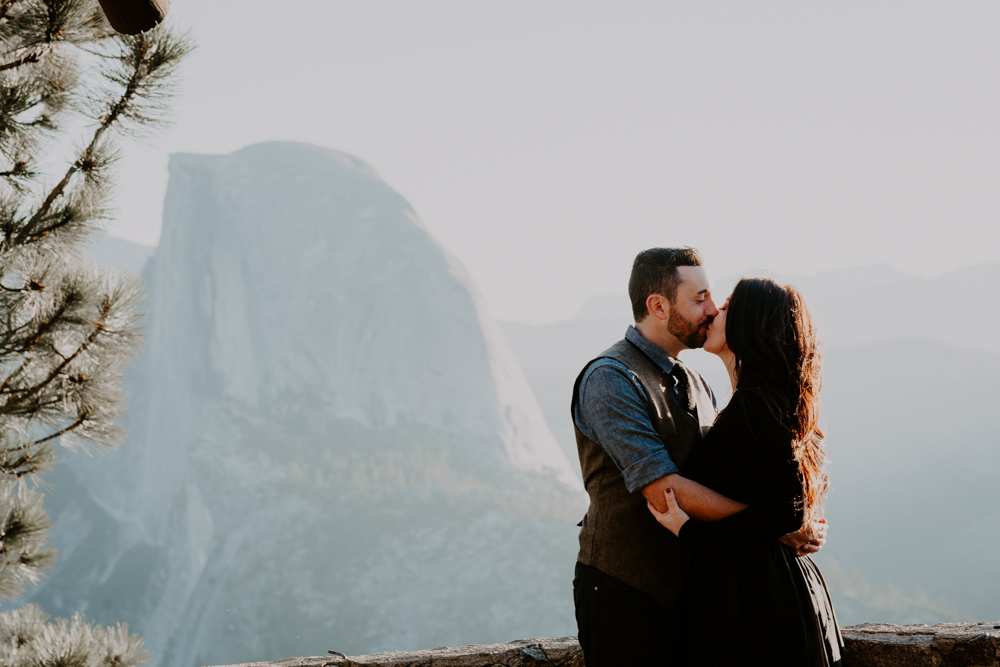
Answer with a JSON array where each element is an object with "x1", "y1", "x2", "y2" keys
[{"x1": 22, "y1": 142, "x2": 587, "y2": 667}]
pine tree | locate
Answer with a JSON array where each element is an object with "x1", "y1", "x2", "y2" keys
[{"x1": 0, "y1": 2, "x2": 190, "y2": 665}]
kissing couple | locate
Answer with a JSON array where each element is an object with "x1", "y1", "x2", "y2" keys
[{"x1": 572, "y1": 247, "x2": 845, "y2": 666}]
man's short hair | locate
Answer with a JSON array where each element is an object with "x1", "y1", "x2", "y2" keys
[{"x1": 628, "y1": 247, "x2": 704, "y2": 322}]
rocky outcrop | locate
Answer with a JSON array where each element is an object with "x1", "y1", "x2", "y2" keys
[
  {"x1": 24, "y1": 142, "x2": 586, "y2": 667},
  {"x1": 215, "y1": 624, "x2": 1000, "y2": 667}
]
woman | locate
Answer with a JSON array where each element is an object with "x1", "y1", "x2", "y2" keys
[{"x1": 648, "y1": 277, "x2": 844, "y2": 666}]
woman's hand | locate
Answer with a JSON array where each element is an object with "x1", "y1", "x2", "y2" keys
[
  {"x1": 779, "y1": 519, "x2": 827, "y2": 557},
  {"x1": 647, "y1": 487, "x2": 690, "y2": 537}
]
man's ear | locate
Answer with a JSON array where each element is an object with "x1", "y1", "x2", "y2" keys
[{"x1": 645, "y1": 294, "x2": 670, "y2": 322}]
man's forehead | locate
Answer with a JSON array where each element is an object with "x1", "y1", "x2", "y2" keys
[{"x1": 677, "y1": 265, "x2": 712, "y2": 293}]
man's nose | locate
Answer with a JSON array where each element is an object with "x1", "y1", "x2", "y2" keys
[{"x1": 705, "y1": 298, "x2": 720, "y2": 318}]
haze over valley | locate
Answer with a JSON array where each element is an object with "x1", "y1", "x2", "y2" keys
[{"x1": 5, "y1": 2, "x2": 1000, "y2": 666}]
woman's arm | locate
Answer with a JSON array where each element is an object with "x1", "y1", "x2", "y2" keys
[
  {"x1": 642, "y1": 473, "x2": 748, "y2": 520},
  {"x1": 648, "y1": 444, "x2": 805, "y2": 550},
  {"x1": 647, "y1": 481, "x2": 824, "y2": 554},
  {"x1": 648, "y1": 483, "x2": 803, "y2": 548},
  {"x1": 677, "y1": 499, "x2": 802, "y2": 548}
]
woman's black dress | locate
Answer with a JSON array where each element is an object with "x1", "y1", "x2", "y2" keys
[{"x1": 679, "y1": 389, "x2": 844, "y2": 667}]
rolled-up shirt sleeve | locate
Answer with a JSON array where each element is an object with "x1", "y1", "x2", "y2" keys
[{"x1": 574, "y1": 360, "x2": 678, "y2": 493}]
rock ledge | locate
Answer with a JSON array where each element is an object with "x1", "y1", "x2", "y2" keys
[
  {"x1": 213, "y1": 624, "x2": 1000, "y2": 667},
  {"x1": 217, "y1": 637, "x2": 582, "y2": 667},
  {"x1": 843, "y1": 622, "x2": 1000, "y2": 666}
]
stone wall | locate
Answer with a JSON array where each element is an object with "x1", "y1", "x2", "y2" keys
[
  {"x1": 214, "y1": 623, "x2": 1000, "y2": 667},
  {"x1": 844, "y1": 623, "x2": 1000, "y2": 666}
]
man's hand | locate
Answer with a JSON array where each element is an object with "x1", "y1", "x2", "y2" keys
[{"x1": 779, "y1": 519, "x2": 827, "y2": 557}]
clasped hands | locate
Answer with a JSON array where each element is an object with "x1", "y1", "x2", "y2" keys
[{"x1": 647, "y1": 488, "x2": 827, "y2": 557}]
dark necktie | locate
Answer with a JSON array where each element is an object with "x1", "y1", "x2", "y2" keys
[{"x1": 669, "y1": 360, "x2": 696, "y2": 415}]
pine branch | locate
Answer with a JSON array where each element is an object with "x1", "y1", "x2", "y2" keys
[
  {"x1": 25, "y1": 34, "x2": 177, "y2": 233},
  {"x1": 0, "y1": 47, "x2": 45, "y2": 72},
  {"x1": 1, "y1": 396, "x2": 64, "y2": 419},
  {"x1": 23, "y1": 207, "x2": 75, "y2": 240},
  {"x1": 0, "y1": 6, "x2": 188, "y2": 638},
  {"x1": 33, "y1": 408, "x2": 87, "y2": 446},
  {"x1": 0, "y1": 440, "x2": 55, "y2": 478},
  {"x1": 0, "y1": 298, "x2": 70, "y2": 356},
  {"x1": 0, "y1": 606, "x2": 150, "y2": 667},
  {"x1": 0, "y1": 0, "x2": 18, "y2": 22},
  {"x1": 0, "y1": 277, "x2": 42, "y2": 291},
  {"x1": 0, "y1": 295, "x2": 108, "y2": 415},
  {"x1": 25, "y1": 141, "x2": 105, "y2": 236},
  {"x1": 0, "y1": 160, "x2": 31, "y2": 178}
]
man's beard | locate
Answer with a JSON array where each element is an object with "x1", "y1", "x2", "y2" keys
[{"x1": 668, "y1": 308, "x2": 711, "y2": 349}]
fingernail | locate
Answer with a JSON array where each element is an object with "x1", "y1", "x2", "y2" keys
[{"x1": 666, "y1": 487, "x2": 673, "y2": 493}]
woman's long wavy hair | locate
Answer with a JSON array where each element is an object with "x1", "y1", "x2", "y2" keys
[{"x1": 726, "y1": 277, "x2": 828, "y2": 523}]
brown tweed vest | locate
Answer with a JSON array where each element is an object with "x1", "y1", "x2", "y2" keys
[{"x1": 573, "y1": 338, "x2": 717, "y2": 608}]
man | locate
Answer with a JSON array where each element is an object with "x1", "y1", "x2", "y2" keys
[{"x1": 571, "y1": 247, "x2": 824, "y2": 666}]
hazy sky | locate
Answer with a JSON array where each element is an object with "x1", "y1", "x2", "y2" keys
[{"x1": 108, "y1": 1, "x2": 1000, "y2": 323}]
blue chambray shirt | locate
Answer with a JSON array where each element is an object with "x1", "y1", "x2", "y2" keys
[{"x1": 573, "y1": 325, "x2": 716, "y2": 494}]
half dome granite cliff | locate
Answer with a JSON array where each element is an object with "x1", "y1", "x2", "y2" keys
[{"x1": 24, "y1": 143, "x2": 586, "y2": 666}]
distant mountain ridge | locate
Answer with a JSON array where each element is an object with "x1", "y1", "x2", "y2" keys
[
  {"x1": 84, "y1": 233, "x2": 155, "y2": 276},
  {"x1": 564, "y1": 260, "x2": 1000, "y2": 354}
]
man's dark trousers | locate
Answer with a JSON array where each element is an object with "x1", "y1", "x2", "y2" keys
[{"x1": 574, "y1": 562, "x2": 691, "y2": 666}]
